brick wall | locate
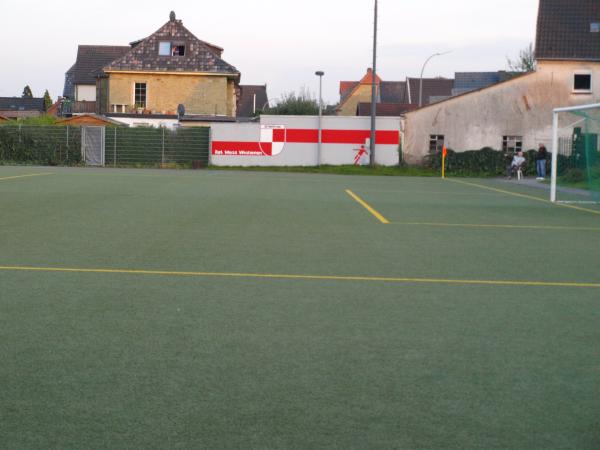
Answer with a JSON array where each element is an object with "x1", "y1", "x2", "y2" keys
[{"x1": 108, "y1": 72, "x2": 235, "y2": 116}]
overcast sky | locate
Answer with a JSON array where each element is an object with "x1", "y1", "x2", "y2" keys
[{"x1": 0, "y1": 0, "x2": 539, "y2": 104}]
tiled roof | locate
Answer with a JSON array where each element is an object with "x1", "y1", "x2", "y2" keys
[
  {"x1": 452, "y1": 71, "x2": 519, "y2": 96},
  {"x1": 63, "y1": 46, "x2": 130, "y2": 98},
  {"x1": 536, "y1": 0, "x2": 600, "y2": 60},
  {"x1": 0, "y1": 97, "x2": 46, "y2": 111},
  {"x1": 356, "y1": 102, "x2": 417, "y2": 116},
  {"x1": 380, "y1": 81, "x2": 409, "y2": 103},
  {"x1": 63, "y1": 64, "x2": 76, "y2": 98},
  {"x1": 340, "y1": 81, "x2": 358, "y2": 97},
  {"x1": 237, "y1": 85, "x2": 268, "y2": 118},
  {"x1": 454, "y1": 72, "x2": 501, "y2": 91},
  {"x1": 359, "y1": 68, "x2": 382, "y2": 86},
  {"x1": 407, "y1": 78, "x2": 454, "y2": 105},
  {"x1": 70, "y1": 46, "x2": 131, "y2": 85},
  {"x1": 104, "y1": 16, "x2": 239, "y2": 75},
  {"x1": 405, "y1": 72, "x2": 534, "y2": 113}
]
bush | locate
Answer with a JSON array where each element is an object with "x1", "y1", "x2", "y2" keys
[
  {"x1": 0, "y1": 124, "x2": 82, "y2": 165},
  {"x1": 425, "y1": 147, "x2": 547, "y2": 177}
]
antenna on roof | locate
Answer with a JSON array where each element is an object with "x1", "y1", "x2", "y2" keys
[{"x1": 170, "y1": 11, "x2": 176, "y2": 22}]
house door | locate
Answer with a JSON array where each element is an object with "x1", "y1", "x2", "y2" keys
[{"x1": 82, "y1": 126, "x2": 105, "y2": 166}]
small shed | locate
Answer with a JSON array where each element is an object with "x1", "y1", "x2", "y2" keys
[{"x1": 56, "y1": 114, "x2": 124, "y2": 126}]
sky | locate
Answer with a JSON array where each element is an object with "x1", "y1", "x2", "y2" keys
[{"x1": 0, "y1": 0, "x2": 539, "y2": 105}]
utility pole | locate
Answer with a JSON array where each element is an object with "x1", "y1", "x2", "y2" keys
[
  {"x1": 369, "y1": 0, "x2": 378, "y2": 167},
  {"x1": 315, "y1": 71, "x2": 324, "y2": 166}
]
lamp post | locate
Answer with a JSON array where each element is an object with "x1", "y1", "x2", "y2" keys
[
  {"x1": 370, "y1": 0, "x2": 378, "y2": 166},
  {"x1": 315, "y1": 71, "x2": 324, "y2": 166},
  {"x1": 419, "y1": 51, "x2": 451, "y2": 107}
]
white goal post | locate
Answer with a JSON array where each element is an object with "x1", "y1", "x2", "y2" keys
[{"x1": 551, "y1": 102, "x2": 600, "y2": 202}]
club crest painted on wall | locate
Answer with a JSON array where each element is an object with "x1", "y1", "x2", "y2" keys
[{"x1": 259, "y1": 125, "x2": 286, "y2": 156}]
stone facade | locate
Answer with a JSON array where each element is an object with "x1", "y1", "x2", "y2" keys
[{"x1": 108, "y1": 72, "x2": 236, "y2": 116}]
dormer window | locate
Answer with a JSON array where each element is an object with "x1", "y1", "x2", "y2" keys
[
  {"x1": 172, "y1": 45, "x2": 185, "y2": 56},
  {"x1": 591, "y1": 22, "x2": 600, "y2": 33},
  {"x1": 158, "y1": 41, "x2": 185, "y2": 56}
]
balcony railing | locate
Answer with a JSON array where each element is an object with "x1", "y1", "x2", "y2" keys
[{"x1": 71, "y1": 101, "x2": 96, "y2": 114}]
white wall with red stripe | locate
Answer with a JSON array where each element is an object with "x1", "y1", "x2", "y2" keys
[{"x1": 210, "y1": 115, "x2": 402, "y2": 166}]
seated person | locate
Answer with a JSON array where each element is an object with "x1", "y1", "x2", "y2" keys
[{"x1": 507, "y1": 150, "x2": 526, "y2": 179}]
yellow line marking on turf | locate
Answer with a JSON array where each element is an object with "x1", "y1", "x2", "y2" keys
[
  {"x1": 345, "y1": 189, "x2": 390, "y2": 224},
  {"x1": 391, "y1": 222, "x2": 600, "y2": 232},
  {"x1": 0, "y1": 265, "x2": 599, "y2": 289},
  {"x1": 446, "y1": 178, "x2": 600, "y2": 216},
  {"x1": 0, "y1": 173, "x2": 55, "y2": 182}
]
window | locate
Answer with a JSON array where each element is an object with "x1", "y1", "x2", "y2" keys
[
  {"x1": 429, "y1": 135, "x2": 445, "y2": 153},
  {"x1": 573, "y1": 73, "x2": 592, "y2": 92},
  {"x1": 591, "y1": 22, "x2": 600, "y2": 33},
  {"x1": 158, "y1": 41, "x2": 185, "y2": 56},
  {"x1": 172, "y1": 44, "x2": 185, "y2": 56},
  {"x1": 502, "y1": 136, "x2": 523, "y2": 153},
  {"x1": 134, "y1": 83, "x2": 147, "y2": 109},
  {"x1": 159, "y1": 41, "x2": 171, "y2": 56}
]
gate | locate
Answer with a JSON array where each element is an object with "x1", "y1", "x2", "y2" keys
[{"x1": 82, "y1": 126, "x2": 105, "y2": 166}]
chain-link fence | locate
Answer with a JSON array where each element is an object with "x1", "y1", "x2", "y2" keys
[
  {"x1": 104, "y1": 126, "x2": 209, "y2": 167},
  {"x1": 0, "y1": 125, "x2": 210, "y2": 168},
  {"x1": 0, "y1": 125, "x2": 82, "y2": 165}
]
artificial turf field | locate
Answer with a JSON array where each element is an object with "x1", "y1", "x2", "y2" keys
[{"x1": 1, "y1": 165, "x2": 599, "y2": 449}]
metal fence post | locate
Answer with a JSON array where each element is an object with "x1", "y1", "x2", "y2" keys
[
  {"x1": 162, "y1": 127, "x2": 165, "y2": 166},
  {"x1": 114, "y1": 127, "x2": 117, "y2": 167}
]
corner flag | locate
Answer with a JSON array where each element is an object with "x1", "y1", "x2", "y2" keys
[{"x1": 442, "y1": 146, "x2": 448, "y2": 179}]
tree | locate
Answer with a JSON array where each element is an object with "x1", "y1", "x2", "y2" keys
[
  {"x1": 507, "y1": 43, "x2": 536, "y2": 73},
  {"x1": 263, "y1": 88, "x2": 320, "y2": 115},
  {"x1": 43, "y1": 90, "x2": 53, "y2": 110},
  {"x1": 22, "y1": 85, "x2": 33, "y2": 98}
]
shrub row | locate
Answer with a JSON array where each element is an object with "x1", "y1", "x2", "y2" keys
[{"x1": 0, "y1": 125, "x2": 82, "y2": 165}]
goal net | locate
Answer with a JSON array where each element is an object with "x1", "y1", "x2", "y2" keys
[{"x1": 551, "y1": 103, "x2": 600, "y2": 204}]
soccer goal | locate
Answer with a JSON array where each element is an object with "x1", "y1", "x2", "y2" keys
[{"x1": 551, "y1": 103, "x2": 600, "y2": 204}]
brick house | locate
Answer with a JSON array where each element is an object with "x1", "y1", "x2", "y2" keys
[
  {"x1": 337, "y1": 68, "x2": 454, "y2": 116},
  {"x1": 337, "y1": 69, "x2": 415, "y2": 116},
  {"x1": 63, "y1": 45, "x2": 130, "y2": 113},
  {"x1": 63, "y1": 12, "x2": 267, "y2": 126},
  {"x1": 0, "y1": 97, "x2": 46, "y2": 119}
]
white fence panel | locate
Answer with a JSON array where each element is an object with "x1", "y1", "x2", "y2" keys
[{"x1": 210, "y1": 115, "x2": 401, "y2": 167}]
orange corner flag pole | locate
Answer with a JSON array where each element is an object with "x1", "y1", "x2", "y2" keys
[{"x1": 442, "y1": 146, "x2": 448, "y2": 179}]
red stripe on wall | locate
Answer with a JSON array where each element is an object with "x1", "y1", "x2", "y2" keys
[
  {"x1": 211, "y1": 129, "x2": 400, "y2": 155},
  {"x1": 283, "y1": 129, "x2": 399, "y2": 145}
]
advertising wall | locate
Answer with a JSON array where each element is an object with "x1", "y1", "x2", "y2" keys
[{"x1": 211, "y1": 115, "x2": 401, "y2": 166}]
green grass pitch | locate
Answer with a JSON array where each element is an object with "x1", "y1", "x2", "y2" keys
[{"x1": 1, "y1": 166, "x2": 599, "y2": 449}]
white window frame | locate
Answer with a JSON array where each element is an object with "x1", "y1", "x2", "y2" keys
[
  {"x1": 502, "y1": 136, "x2": 523, "y2": 153},
  {"x1": 158, "y1": 41, "x2": 185, "y2": 57},
  {"x1": 429, "y1": 134, "x2": 445, "y2": 153},
  {"x1": 573, "y1": 71, "x2": 593, "y2": 94},
  {"x1": 159, "y1": 41, "x2": 171, "y2": 56},
  {"x1": 133, "y1": 82, "x2": 148, "y2": 110}
]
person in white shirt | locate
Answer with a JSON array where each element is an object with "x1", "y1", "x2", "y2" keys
[{"x1": 507, "y1": 150, "x2": 526, "y2": 179}]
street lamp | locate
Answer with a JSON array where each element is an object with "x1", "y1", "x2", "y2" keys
[
  {"x1": 370, "y1": 0, "x2": 378, "y2": 167},
  {"x1": 315, "y1": 70, "x2": 325, "y2": 166},
  {"x1": 419, "y1": 51, "x2": 452, "y2": 107}
]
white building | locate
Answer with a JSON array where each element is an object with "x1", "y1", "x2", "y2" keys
[{"x1": 403, "y1": 0, "x2": 600, "y2": 164}]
